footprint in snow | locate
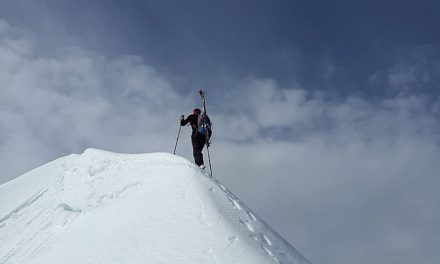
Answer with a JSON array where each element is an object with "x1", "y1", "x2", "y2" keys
[
  {"x1": 250, "y1": 234, "x2": 259, "y2": 241},
  {"x1": 261, "y1": 245, "x2": 274, "y2": 257},
  {"x1": 262, "y1": 234, "x2": 272, "y2": 246},
  {"x1": 247, "y1": 211, "x2": 257, "y2": 222},
  {"x1": 239, "y1": 218, "x2": 255, "y2": 232},
  {"x1": 227, "y1": 196, "x2": 242, "y2": 211},
  {"x1": 225, "y1": 236, "x2": 238, "y2": 250},
  {"x1": 218, "y1": 184, "x2": 226, "y2": 191},
  {"x1": 58, "y1": 203, "x2": 82, "y2": 213}
]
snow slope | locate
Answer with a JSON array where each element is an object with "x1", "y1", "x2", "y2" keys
[{"x1": 0, "y1": 149, "x2": 311, "y2": 264}]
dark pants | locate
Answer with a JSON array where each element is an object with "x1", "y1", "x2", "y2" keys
[{"x1": 191, "y1": 134, "x2": 206, "y2": 166}]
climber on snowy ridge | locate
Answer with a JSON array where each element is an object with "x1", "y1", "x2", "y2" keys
[{"x1": 180, "y1": 107, "x2": 212, "y2": 168}]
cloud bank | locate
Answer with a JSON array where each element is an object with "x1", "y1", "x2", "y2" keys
[{"x1": 1, "y1": 20, "x2": 440, "y2": 264}]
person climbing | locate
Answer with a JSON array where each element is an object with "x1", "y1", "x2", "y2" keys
[{"x1": 180, "y1": 108, "x2": 212, "y2": 167}]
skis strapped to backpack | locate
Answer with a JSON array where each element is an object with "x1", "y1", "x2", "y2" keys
[
  {"x1": 199, "y1": 90, "x2": 213, "y2": 177},
  {"x1": 198, "y1": 90, "x2": 212, "y2": 139}
]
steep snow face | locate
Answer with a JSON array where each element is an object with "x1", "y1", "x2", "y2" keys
[{"x1": 0, "y1": 149, "x2": 311, "y2": 264}]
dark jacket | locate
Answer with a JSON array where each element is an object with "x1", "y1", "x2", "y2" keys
[{"x1": 181, "y1": 114, "x2": 199, "y2": 137}]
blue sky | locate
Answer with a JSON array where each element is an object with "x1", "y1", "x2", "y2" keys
[
  {"x1": 1, "y1": 1, "x2": 440, "y2": 264},
  {"x1": 4, "y1": 0, "x2": 440, "y2": 95}
]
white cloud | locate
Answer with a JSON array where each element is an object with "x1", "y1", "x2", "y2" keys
[
  {"x1": 387, "y1": 62, "x2": 433, "y2": 91},
  {"x1": 370, "y1": 45, "x2": 440, "y2": 93},
  {"x1": 0, "y1": 24, "x2": 194, "y2": 182}
]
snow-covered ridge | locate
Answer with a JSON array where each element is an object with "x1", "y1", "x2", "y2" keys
[{"x1": 0, "y1": 149, "x2": 311, "y2": 264}]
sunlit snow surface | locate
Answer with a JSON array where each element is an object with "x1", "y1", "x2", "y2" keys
[{"x1": 0, "y1": 149, "x2": 311, "y2": 264}]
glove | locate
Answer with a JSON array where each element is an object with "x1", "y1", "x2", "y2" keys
[{"x1": 180, "y1": 115, "x2": 185, "y2": 121}]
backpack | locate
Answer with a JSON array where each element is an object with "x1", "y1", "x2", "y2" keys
[{"x1": 198, "y1": 113, "x2": 212, "y2": 137}]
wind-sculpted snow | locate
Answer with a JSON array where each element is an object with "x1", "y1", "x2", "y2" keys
[{"x1": 0, "y1": 149, "x2": 311, "y2": 264}]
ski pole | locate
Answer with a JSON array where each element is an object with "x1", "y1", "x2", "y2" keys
[
  {"x1": 173, "y1": 122, "x2": 182, "y2": 155},
  {"x1": 206, "y1": 139, "x2": 213, "y2": 177}
]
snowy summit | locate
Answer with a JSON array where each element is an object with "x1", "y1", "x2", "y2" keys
[{"x1": 0, "y1": 149, "x2": 310, "y2": 264}]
